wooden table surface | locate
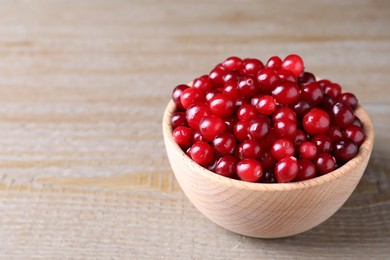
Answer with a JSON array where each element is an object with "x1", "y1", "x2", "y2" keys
[{"x1": 0, "y1": 0, "x2": 389, "y2": 258}]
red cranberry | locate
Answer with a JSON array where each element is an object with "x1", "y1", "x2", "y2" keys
[
  {"x1": 266, "y1": 56, "x2": 282, "y2": 70},
  {"x1": 192, "y1": 131, "x2": 204, "y2": 142},
  {"x1": 209, "y1": 65, "x2": 226, "y2": 89},
  {"x1": 271, "y1": 139, "x2": 295, "y2": 160},
  {"x1": 312, "y1": 134, "x2": 332, "y2": 153},
  {"x1": 214, "y1": 155, "x2": 237, "y2": 178},
  {"x1": 212, "y1": 132, "x2": 236, "y2": 155},
  {"x1": 339, "y1": 92, "x2": 358, "y2": 110},
  {"x1": 236, "y1": 158, "x2": 263, "y2": 182},
  {"x1": 300, "y1": 82, "x2": 323, "y2": 105},
  {"x1": 172, "y1": 84, "x2": 189, "y2": 109},
  {"x1": 205, "y1": 89, "x2": 221, "y2": 103},
  {"x1": 193, "y1": 75, "x2": 212, "y2": 94},
  {"x1": 317, "y1": 79, "x2": 332, "y2": 90},
  {"x1": 352, "y1": 116, "x2": 363, "y2": 128},
  {"x1": 172, "y1": 126, "x2": 193, "y2": 149},
  {"x1": 186, "y1": 103, "x2": 212, "y2": 130},
  {"x1": 259, "y1": 129, "x2": 279, "y2": 150},
  {"x1": 209, "y1": 93, "x2": 235, "y2": 118},
  {"x1": 223, "y1": 80, "x2": 240, "y2": 101},
  {"x1": 272, "y1": 107, "x2": 296, "y2": 123},
  {"x1": 242, "y1": 58, "x2": 264, "y2": 76},
  {"x1": 222, "y1": 56, "x2": 243, "y2": 71},
  {"x1": 199, "y1": 115, "x2": 226, "y2": 141},
  {"x1": 294, "y1": 129, "x2": 308, "y2": 147},
  {"x1": 237, "y1": 103, "x2": 258, "y2": 121},
  {"x1": 331, "y1": 102, "x2": 354, "y2": 128},
  {"x1": 171, "y1": 112, "x2": 188, "y2": 129},
  {"x1": 302, "y1": 108, "x2": 330, "y2": 135},
  {"x1": 272, "y1": 81, "x2": 300, "y2": 105},
  {"x1": 290, "y1": 99, "x2": 312, "y2": 118},
  {"x1": 274, "y1": 118, "x2": 297, "y2": 140},
  {"x1": 343, "y1": 125, "x2": 365, "y2": 146},
  {"x1": 233, "y1": 120, "x2": 250, "y2": 142},
  {"x1": 190, "y1": 141, "x2": 214, "y2": 166},
  {"x1": 257, "y1": 68, "x2": 279, "y2": 92},
  {"x1": 275, "y1": 156, "x2": 299, "y2": 183},
  {"x1": 314, "y1": 153, "x2": 336, "y2": 175},
  {"x1": 333, "y1": 138, "x2": 358, "y2": 162},
  {"x1": 277, "y1": 69, "x2": 297, "y2": 83},
  {"x1": 247, "y1": 115, "x2": 271, "y2": 141},
  {"x1": 180, "y1": 88, "x2": 205, "y2": 109},
  {"x1": 238, "y1": 76, "x2": 259, "y2": 99},
  {"x1": 295, "y1": 159, "x2": 316, "y2": 181},
  {"x1": 255, "y1": 95, "x2": 277, "y2": 115},
  {"x1": 238, "y1": 139, "x2": 263, "y2": 159},
  {"x1": 299, "y1": 141, "x2": 317, "y2": 160},
  {"x1": 260, "y1": 151, "x2": 277, "y2": 169},
  {"x1": 327, "y1": 126, "x2": 343, "y2": 142},
  {"x1": 324, "y1": 83, "x2": 342, "y2": 99},
  {"x1": 321, "y1": 94, "x2": 336, "y2": 112},
  {"x1": 223, "y1": 116, "x2": 238, "y2": 133},
  {"x1": 298, "y1": 72, "x2": 316, "y2": 86},
  {"x1": 260, "y1": 169, "x2": 276, "y2": 183},
  {"x1": 282, "y1": 54, "x2": 304, "y2": 77}
]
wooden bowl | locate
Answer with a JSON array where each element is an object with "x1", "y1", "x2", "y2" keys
[{"x1": 162, "y1": 100, "x2": 374, "y2": 238}]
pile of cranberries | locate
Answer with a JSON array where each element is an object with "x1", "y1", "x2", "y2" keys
[{"x1": 170, "y1": 54, "x2": 365, "y2": 183}]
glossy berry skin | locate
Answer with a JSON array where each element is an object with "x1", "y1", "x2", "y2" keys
[
  {"x1": 172, "y1": 126, "x2": 193, "y2": 149},
  {"x1": 233, "y1": 120, "x2": 250, "y2": 142},
  {"x1": 238, "y1": 139, "x2": 263, "y2": 159},
  {"x1": 209, "y1": 65, "x2": 226, "y2": 89},
  {"x1": 260, "y1": 169, "x2": 276, "y2": 183},
  {"x1": 223, "y1": 80, "x2": 240, "y2": 100},
  {"x1": 333, "y1": 138, "x2": 358, "y2": 162},
  {"x1": 331, "y1": 102, "x2": 354, "y2": 128},
  {"x1": 260, "y1": 151, "x2": 277, "y2": 170},
  {"x1": 339, "y1": 92, "x2": 358, "y2": 110},
  {"x1": 190, "y1": 141, "x2": 214, "y2": 166},
  {"x1": 327, "y1": 126, "x2": 343, "y2": 142},
  {"x1": 294, "y1": 129, "x2": 308, "y2": 147},
  {"x1": 312, "y1": 134, "x2": 332, "y2": 154},
  {"x1": 222, "y1": 56, "x2": 243, "y2": 71},
  {"x1": 205, "y1": 89, "x2": 221, "y2": 103},
  {"x1": 277, "y1": 69, "x2": 297, "y2": 83},
  {"x1": 257, "y1": 68, "x2": 279, "y2": 92},
  {"x1": 172, "y1": 84, "x2": 189, "y2": 109},
  {"x1": 247, "y1": 115, "x2": 270, "y2": 141},
  {"x1": 302, "y1": 108, "x2": 330, "y2": 135},
  {"x1": 275, "y1": 156, "x2": 299, "y2": 183},
  {"x1": 343, "y1": 125, "x2": 365, "y2": 146},
  {"x1": 266, "y1": 56, "x2": 282, "y2": 70},
  {"x1": 238, "y1": 76, "x2": 259, "y2": 99},
  {"x1": 237, "y1": 103, "x2": 258, "y2": 121},
  {"x1": 295, "y1": 159, "x2": 316, "y2": 181},
  {"x1": 212, "y1": 132, "x2": 236, "y2": 155},
  {"x1": 192, "y1": 131, "x2": 204, "y2": 142},
  {"x1": 171, "y1": 112, "x2": 187, "y2": 129},
  {"x1": 324, "y1": 83, "x2": 341, "y2": 99},
  {"x1": 255, "y1": 95, "x2": 276, "y2": 115},
  {"x1": 180, "y1": 88, "x2": 205, "y2": 109},
  {"x1": 236, "y1": 158, "x2": 263, "y2": 182},
  {"x1": 282, "y1": 54, "x2": 304, "y2": 77},
  {"x1": 298, "y1": 72, "x2": 316, "y2": 86},
  {"x1": 300, "y1": 82, "x2": 323, "y2": 106},
  {"x1": 199, "y1": 115, "x2": 226, "y2": 141},
  {"x1": 193, "y1": 75, "x2": 212, "y2": 94},
  {"x1": 299, "y1": 141, "x2": 317, "y2": 160},
  {"x1": 186, "y1": 103, "x2": 212, "y2": 130},
  {"x1": 209, "y1": 93, "x2": 235, "y2": 118},
  {"x1": 223, "y1": 116, "x2": 238, "y2": 133},
  {"x1": 274, "y1": 118, "x2": 297, "y2": 139},
  {"x1": 272, "y1": 107, "x2": 296, "y2": 123},
  {"x1": 290, "y1": 99, "x2": 312, "y2": 118},
  {"x1": 352, "y1": 116, "x2": 363, "y2": 128},
  {"x1": 272, "y1": 81, "x2": 300, "y2": 105},
  {"x1": 242, "y1": 58, "x2": 264, "y2": 76},
  {"x1": 214, "y1": 155, "x2": 237, "y2": 178},
  {"x1": 314, "y1": 153, "x2": 336, "y2": 175},
  {"x1": 271, "y1": 139, "x2": 295, "y2": 160}
]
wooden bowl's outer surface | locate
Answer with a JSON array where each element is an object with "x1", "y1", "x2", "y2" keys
[{"x1": 163, "y1": 100, "x2": 374, "y2": 238}]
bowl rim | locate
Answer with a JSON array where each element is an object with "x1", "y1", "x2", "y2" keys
[{"x1": 163, "y1": 98, "x2": 375, "y2": 191}]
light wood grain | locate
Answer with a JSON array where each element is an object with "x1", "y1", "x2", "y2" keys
[{"x1": 0, "y1": 0, "x2": 389, "y2": 258}]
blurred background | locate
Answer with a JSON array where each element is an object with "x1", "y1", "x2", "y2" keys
[{"x1": 0, "y1": 0, "x2": 389, "y2": 258}]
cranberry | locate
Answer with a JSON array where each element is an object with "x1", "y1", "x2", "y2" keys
[
  {"x1": 257, "y1": 68, "x2": 279, "y2": 92},
  {"x1": 290, "y1": 99, "x2": 312, "y2": 118},
  {"x1": 333, "y1": 138, "x2": 358, "y2": 162},
  {"x1": 233, "y1": 120, "x2": 250, "y2": 142},
  {"x1": 223, "y1": 70, "x2": 241, "y2": 84},
  {"x1": 236, "y1": 158, "x2": 263, "y2": 182},
  {"x1": 186, "y1": 103, "x2": 212, "y2": 130},
  {"x1": 255, "y1": 95, "x2": 277, "y2": 115},
  {"x1": 324, "y1": 83, "x2": 341, "y2": 99},
  {"x1": 247, "y1": 115, "x2": 270, "y2": 141},
  {"x1": 172, "y1": 84, "x2": 189, "y2": 109},
  {"x1": 331, "y1": 102, "x2": 354, "y2": 128},
  {"x1": 272, "y1": 81, "x2": 300, "y2": 105},
  {"x1": 223, "y1": 80, "x2": 240, "y2": 101},
  {"x1": 193, "y1": 75, "x2": 212, "y2": 94},
  {"x1": 223, "y1": 116, "x2": 238, "y2": 133},
  {"x1": 275, "y1": 156, "x2": 299, "y2": 183},
  {"x1": 339, "y1": 92, "x2": 358, "y2": 110},
  {"x1": 172, "y1": 126, "x2": 193, "y2": 149},
  {"x1": 327, "y1": 126, "x2": 343, "y2": 142},
  {"x1": 295, "y1": 159, "x2": 316, "y2": 181},
  {"x1": 209, "y1": 93, "x2": 235, "y2": 118},
  {"x1": 277, "y1": 69, "x2": 297, "y2": 83},
  {"x1": 180, "y1": 88, "x2": 205, "y2": 109},
  {"x1": 282, "y1": 54, "x2": 304, "y2": 77},
  {"x1": 300, "y1": 82, "x2": 323, "y2": 106},
  {"x1": 352, "y1": 116, "x2": 363, "y2": 128},
  {"x1": 321, "y1": 94, "x2": 336, "y2": 112},
  {"x1": 271, "y1": 139, "x2": 295, "y2": 160},
  {"x1": 242, "y1": 58, "x2": 264, "y2": 76},
  {"x1": 212, "y1": 132, "x2": 236, "y2": 155},
  {"x1": 237, "y1": 103, "x2": 258, "y2": 121},
  {"x1": 299, "y1": 141, "x2": 317, "y2": 160},
  {"x1": 343, "y1": 125, "x2": 365, "y2": 146},
  {"x1": 294, "y1": 129, "x2": 308, "y2": 147},
  {"x1": 192, "y1": 131, "x2": 204, "y2": 142},
  {"x1": 312, "y1": 134, "x2": 332, "y2": 153},
  {"x1": 302, "y1": 108, "x2": 330, "y2": 135},
  {"x1": 317, "y1": 79, "x2": 332, "y2": 90},
  {"x1": 214, "y1": 155, "x2": 237, "y2": 178},
  {"x1": 238, "y1": 139, "x2": 263, "y2": 159},
  {"x1": 272, "y1": 107, "x2": 296, "y2": 123},
  {"x1": 266, "y1": 56, "x2": 282, "y2": 70},
  {"x1": 171, "y1": 112, "x2": 188, "y2": 129},
  {"x1": 209, "y1": 65, "x2": 226, "y2": 89},
  {"x1": 238, "y1": 76, "x2": 259, "y2": 99},
  {"x1": 274, "y1": 118, "x2": 297, "y2": 140},
  {"x1": 314, "y1": 153, "x2": 336, "y2": 175},
  {"x1": 260, "y1": 151, "x2": 277, "y2": 169},
  {"x1": 260, "y1": 169, "x2": 276, "y2": 183},
  {"x1": 205, "y1": 89, "x2": 221, "y2": 103},
  {"x1": 199, "y1": 115, "x2": 226, "y2": 141},
  {"x1": 298, "y1": 72, "x2": 316, "y2": 86},
  {"x1": 190, "y1": 141, "x2": 214, "y2": 166},
  {"x1": 222, "y1": 56, "x2": 243, "y2": 71}
]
